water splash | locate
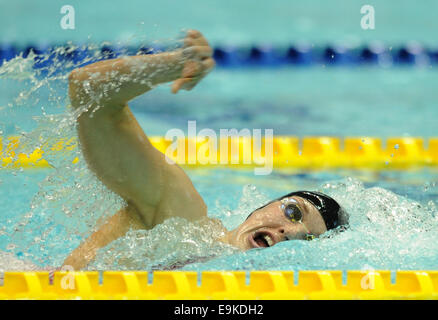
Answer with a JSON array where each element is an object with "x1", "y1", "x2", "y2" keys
[
  {"x1": 182, "y1": 177, "x2": 438, "y2": 271},
  {"x1": 1, "y1": 40, "x2": 438, "y2": 272},
  {"x1": 0, "y1": 39, "x2": 180, "y2": 268},
  {"x1": 0, "y1": 52, "x2": 37, "y2": 81},
  {"x1": 89, "y1": 217, "x2": 237, "y2": 271}
]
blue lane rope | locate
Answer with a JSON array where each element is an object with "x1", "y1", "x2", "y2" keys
[{"x1": 0, "y1": 43, "x2": 437, "y2": 68}]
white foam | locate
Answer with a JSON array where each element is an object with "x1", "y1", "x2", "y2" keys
[
  {"x1": 0, "y1": 251, "x2": 39, "y2": 285},
  {"x1": 0, "y1": 251, "x2": 38, "y2": 272}
]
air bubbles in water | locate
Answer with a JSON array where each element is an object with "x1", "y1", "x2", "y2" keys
[{"x1": 90, "y1": 217, "x2": 237, "y2": 270}]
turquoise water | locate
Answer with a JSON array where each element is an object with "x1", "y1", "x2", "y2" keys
[
  {"x1": 1, "y1": 1, "x2": 438, "y2": 272},
  {"x1": 2, "y1": 67, "x2": 438, "y2": 138},
  {"x1": 131, "y1": 67, "x2": 438, "y2": 138},
  {"x1": 2, "y1": 0, "x2": 438, "y2": 46},
  {"x1": 2, "y1": 167, "x2": 438, "y2": 271}
]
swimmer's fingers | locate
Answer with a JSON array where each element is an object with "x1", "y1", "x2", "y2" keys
[
  {"x1": 171, "y1": 58, "x2": 215, "y2": 94},
  {"x1": 195, "y1": 57, "x2": 215, "y2": 80},
  {"x1": 172, "y1": 61, "x2": 199, "y2": 94},
  {"x1": 181, "y1": 60, "x2": 202, "y2": 78},
  {"x1": 184, "y1": 29, "x2": 210, "y2": 47},
  {"x1": 201, "y1": 57, "x2": 216, "y2": 73},
  {"x1": 172, "y1": 60, "x2": 197, "y2": 93},
  {"x1": 171, "y1": 78, "x2": 193, "y2": 94},
  {"x1": 185, "y1": 57, "x2": 214, "y2": 79},
  {"x1": 172, "y1": 75, "x2": 202, "y2": 93},
  {"x1": 183, "y1": 58, "x2": 215, "y2": 78}
]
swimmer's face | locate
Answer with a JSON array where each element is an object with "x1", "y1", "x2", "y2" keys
[{"x1": 227, "y1": 196, "x2": 327, "y2": 251}]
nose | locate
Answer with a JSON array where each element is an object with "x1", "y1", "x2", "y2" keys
[{"x1": 276, "y1": 224, "x2": 301, "y2": 241}]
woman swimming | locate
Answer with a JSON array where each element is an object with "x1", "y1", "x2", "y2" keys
[{"x1": 63, "y1": 30, "x2": 348, "y2": 270}]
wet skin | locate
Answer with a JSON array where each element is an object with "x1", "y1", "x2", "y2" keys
[
  {"x1": 63, "y1": 29, "x2": 327, "y2": 270},
  {"x1": 221, "y1": 196, "x2": 328, "y2": 250}
]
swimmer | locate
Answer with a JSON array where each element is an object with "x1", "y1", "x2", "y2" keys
[{"x1": 63, "y1": 30, "x2": 348, "y2": 270}]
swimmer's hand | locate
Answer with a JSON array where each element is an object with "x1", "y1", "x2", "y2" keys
[{"x1": 172, "y1": 30, "x2": 215, "y2": 94}]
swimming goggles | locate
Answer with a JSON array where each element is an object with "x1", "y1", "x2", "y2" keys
[{"x1": 280, "y1": 197, "x2": 315, "y2": 241}]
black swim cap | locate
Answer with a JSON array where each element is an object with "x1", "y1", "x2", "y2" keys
[
  {"x1": 247, "y1": 190, "x2": 347, "y2": 231},
  {"x1": 282, "y1": 191, "x2": 344, "y2": 230}
]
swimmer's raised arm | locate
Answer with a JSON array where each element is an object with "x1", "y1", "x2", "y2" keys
[
  {"x1": 64, "y1": 30, "x2": 214, "y2": 269},
  {"x1": 69, "y1": 30, "x2": 215, "y2": 106}
]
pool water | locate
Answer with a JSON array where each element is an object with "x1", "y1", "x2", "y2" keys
[
  {"x1": 131, "y1": 67, "x2": 438, "y2": 138},
  {"x1": 0, "y1": 17, "x2": 438, "y2": 272},
  {"x1": 2, "y1": 60, "x2": 438, "y2": 137},
  {"x1": 1, "y1": 166, "x2": 438, "y2": 271},
  {"x1": 2, "y1": 0, "x2": 438, "y2": 46}
]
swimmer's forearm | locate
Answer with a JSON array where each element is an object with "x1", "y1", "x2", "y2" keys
[
  {"x1": 62, "y1": 206, "x2": 145, "y2": 270},
  {"x1": 68, "y1": 51, "x2": 185, "y2": 108}
]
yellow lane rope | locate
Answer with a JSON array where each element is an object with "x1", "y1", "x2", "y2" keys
[
  {"x1": 1, "y1": 136, "x2": 438, "y2": 169},
  {"x1": 0, "y1": 271, "x2": 437, "y2": 300}
]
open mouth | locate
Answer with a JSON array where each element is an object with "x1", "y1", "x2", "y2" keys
[{"x1": 250, "y1": 231, "x2": 275, "y2": 248}]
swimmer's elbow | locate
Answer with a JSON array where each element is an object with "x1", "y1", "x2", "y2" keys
[
  {"x1": 68, "y1": 68, "x2": 85, "y2": 86},
  {"x1": 68, "y1": 68, "x2": 99, "y2": 109},
  {"x1": 68, "y1": 69, "x2": 84, "y2": 108},
  {"x1": 68, "y1": 67, "x2": 124, "y2": 109},
  {"x1": 68, "y1": 68, "x2": 78, "y2": 81}
]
